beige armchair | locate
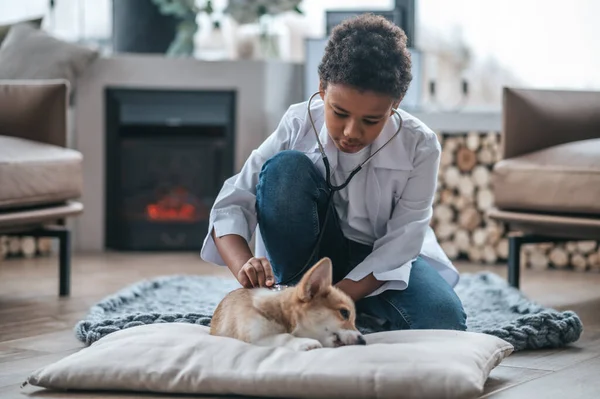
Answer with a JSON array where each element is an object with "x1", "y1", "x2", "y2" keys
[
  {"x1": 0, "y1": 79, "x2": 83, "y2": 296},
  {"x1": 488, "y1": 87, "x2": 600, "y2": 288}
]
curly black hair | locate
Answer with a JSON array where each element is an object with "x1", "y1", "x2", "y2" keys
[{"x1": 318, "y1": 14, "x2": 412, "y2": 101}]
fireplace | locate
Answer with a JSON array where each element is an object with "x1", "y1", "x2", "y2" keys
[{"x1": 105, "y1": 88, "x2": 235, "y2": 251}]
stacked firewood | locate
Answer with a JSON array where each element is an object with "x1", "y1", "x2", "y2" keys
[
  {"x1": 0, "y1": 236, "x2": 53, "y2": 261},
  {"x1": 431, "y1": 131, "x2": 600, "y2": 272}
]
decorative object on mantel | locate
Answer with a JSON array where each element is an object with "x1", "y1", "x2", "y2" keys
[
  {"x1": 430, "y1": 130, "x2": 600, "y2": 273},
  {"x1": 112, "y1": 0, "x2": 179, "y2": 54},
  {"x1": 224, "y1": 0, "x2": 303, "y2": 59},
  {"x1": 152, "y1": 0, "x2": 214, "y2": 57}
]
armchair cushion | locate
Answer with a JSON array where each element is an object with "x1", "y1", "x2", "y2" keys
[
  {"x1": 492, "y1": 138, "x2": 600, "y2": 216},
  {"x1": 0, "y1": 136, "x2": 82, "y2": 210}
]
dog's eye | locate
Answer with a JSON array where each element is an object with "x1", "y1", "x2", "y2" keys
[{"x1": 339, "y1": 308, "x2": 350, "y2": 320}]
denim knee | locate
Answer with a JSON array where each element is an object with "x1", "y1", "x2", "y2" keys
[
  {"x1": 417, "y1": 295, "x2": 468, "y2": 331},
  {"x1": 259, "y1": 150, "x2": 316, "y2": 187},
  {"x1": 371, "y1": 258, "x2": 469, "y2": 332},
  {"x1": 256, "y1": 150, "x2": 323, "y2": 213}
]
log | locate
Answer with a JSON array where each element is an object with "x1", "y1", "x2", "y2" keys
[
  {"x1": 521, "y1": 251, "x2": 529, "y2": 269},
  {"x1": 444, "y1": 137, "x2": 461, "y2": 153},
  {"x1": 472, "y1": 165, "x2": 490, "y2": 188},
  {"x1": 571, "y1": 253, "x2": 588, "y2": 272},
  {"x1": 484, "y1": 132, "x2": 498, "y2": 147},
  {"x1": 444, "y1": 167, "x2": 461, "y2": 189},
  {"x1": 549, "y1": 246, "x2": 569, "y2": 268},
  {"x1": 440, "y1": 148, "x2": 454, "y2": 168},
  {"x1": 496, "y1": 238, "x2": 509, "y2": 259},
  {"x1": 459, "y1": 207, "x2": 481, "y2": 231},
  {"x1": 454, "y1": 229, "x2": 471, "y2": 253},
  {"x1": 458, "y1": 175, "x2": 475, "y2": 198},
  {"x1": 37, "y1": 238, "x2": 52, "y2": 254},
  {"x1": 441, "y1": 241, "x2": 459, "y2": 259},
  {"x1": 440, "y1": 189, "x2": 454, "y2": 205},
  {"x1": 466, "y1": 132, "x2": 480, "y2": 151},
  {"x1": 456, "y1": 146, "x2": 477, "y2": 172},
  {"x1": 588, "y1": 252, "x2": 600, "y2": 272},
  {"x1": 468, "y1": 246, "x2": 483, "y2": 262},
  {"x1": 485, "y1": 222, "x2": 503, "y2": 245},
  {"x1": 454, "y1": 195, "x2": 473, "y2": 210},
  {"x1": 576, "y1": 241, "x2": 598, "y2": 255},
  {"x1": 483, "y1": 245, "x2": 498, "y2": 264},
  {"x1": 436, "y1": 223, "x2": 457, "y2": 241},
  {"x1": 0, "y1": 236, "x2": 8, "y2": 260},
  {"x1": 21, "y1": 236, "x2": 36, "y2": 258},
  {"x1": 537, "y1": 243, "x2": 554, "y2": 251},
  {"x1": 477, "y1": 148, "x2": 494, "y2": 165},
  {"x1": 434, "y1": 204, "x2": 454, "y2": 224},
  {"x1": 8, "y1": 237, "x2": 21, "y2": 255},
  {"x1": 472, "y1": 228, "x2": 487, "y2": 247},
  {"x1": 566, "y1": 242, "x2": 578, "y2": 254},
  {"x1": 476, "y1": 189, "x2": 494, "y2": 211},
  {"x1": 529, "y1": 248, "x2": 549, "y2": 270},
  {"x1": 494, "y1": 146, "x2": 503, "y2": 163}
]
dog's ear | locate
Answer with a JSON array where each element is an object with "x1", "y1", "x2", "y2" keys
[{"x1": 297, "y1": 257, "x2": 332, "y2": 302}]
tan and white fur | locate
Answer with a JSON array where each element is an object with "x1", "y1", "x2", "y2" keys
[{"x1": 210, "y1": 257, "x2": 366, "y2": 351}]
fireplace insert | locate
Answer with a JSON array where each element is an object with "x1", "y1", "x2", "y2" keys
[{"x1": 105, "y1": 88, "x2": 235, "y2": 251}]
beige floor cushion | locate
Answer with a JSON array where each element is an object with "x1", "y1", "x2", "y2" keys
[
  {"x1": 493, "y1": 137, "x2": 600, "y2": 216},
  {"x1": 0, "y1": 135, "x2": 82, "y2": 210},
  {"x1": 23, "y1": 323, "x2": 513, "y2": 399}
]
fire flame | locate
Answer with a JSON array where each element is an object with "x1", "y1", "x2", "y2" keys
[{"x1": 146, "y1": 187, "x2": 199, "y2": 222}]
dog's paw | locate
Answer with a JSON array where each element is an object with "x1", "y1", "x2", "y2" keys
[{"x1": 290, "y1": 338, "x2": 323, "y2": 351}]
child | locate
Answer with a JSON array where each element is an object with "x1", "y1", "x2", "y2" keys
[{"x1": 201, "y1": 14, "x2": 466, "y2": 332}]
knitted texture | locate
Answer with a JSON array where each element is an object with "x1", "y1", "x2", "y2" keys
[{"x1": 75, "y1": 272, "x2": 583, "y2": 351}]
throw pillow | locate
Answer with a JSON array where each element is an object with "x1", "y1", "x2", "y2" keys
[
  {"x1": 0, "y1": 22, "x2": 98, "y2": 90},
  {"x1": 0, "y1": 16, "x2": 43, "y2": 46}
]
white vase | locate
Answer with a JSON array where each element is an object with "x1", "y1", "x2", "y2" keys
[{"x1": 195, "y1": 21, "x2": 229, "y2": 61}]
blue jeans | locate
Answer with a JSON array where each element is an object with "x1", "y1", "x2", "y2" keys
[{"x1": 255, "y1": 150, "x2": 467, "y2": 332}]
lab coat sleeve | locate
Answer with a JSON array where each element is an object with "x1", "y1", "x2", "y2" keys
[
  {"x1": 200, "y1": 107, "x2": 299, "y2": 266},
  {"x1": 344, "y1": 134, "x2": 442, "y2": 287}
]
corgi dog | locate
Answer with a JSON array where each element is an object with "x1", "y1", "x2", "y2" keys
[{"x1": 210, "y1": 257, "x2": 366, "y2": 351}]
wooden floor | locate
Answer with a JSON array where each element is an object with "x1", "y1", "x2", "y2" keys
[{"x1": 1, "y1": 252, "x2": 600, "y2": 399}]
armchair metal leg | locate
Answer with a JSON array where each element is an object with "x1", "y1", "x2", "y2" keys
[
  {"x1": 12, "y1": 225, "x2": 72, "y2": 297},
  {"x1": 508, "y1": 236, "x2": 522, "y2": 288},
  {"x1": 58, "y1": 229, "x2": 71, "y2": 297}
]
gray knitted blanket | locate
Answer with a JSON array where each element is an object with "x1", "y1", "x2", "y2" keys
[{"x1": 74, "y1": 272, "x2": 583, "y2": 351}]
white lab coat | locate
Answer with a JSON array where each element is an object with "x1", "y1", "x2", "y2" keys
[{"x1": 200, "y1": 98, "x2": 460, "y2": 297}]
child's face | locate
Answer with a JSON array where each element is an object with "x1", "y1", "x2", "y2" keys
[{"x1": 319, "y1": 82, "x2": 399, "y2": 154}]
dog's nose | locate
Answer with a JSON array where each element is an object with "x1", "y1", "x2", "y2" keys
[{"x1": 356, "y1": 335, "x2": 366, "y2": 345}]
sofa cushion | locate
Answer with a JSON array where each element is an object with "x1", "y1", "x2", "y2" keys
[
  {"x1": 0, "y1": 136, "x2": 82, "y2": 210},
  {"x1": 492, "y1": 138, "x2": 600, "y2": 216}
]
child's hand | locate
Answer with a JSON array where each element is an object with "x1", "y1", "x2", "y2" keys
[{"x1": 238, "y1": 257, "x2": 275, "y2": 288}]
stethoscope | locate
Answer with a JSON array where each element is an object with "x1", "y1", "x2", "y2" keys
[{"x1": 273, "y1": 91, "x2": 404, "y2": 288}]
